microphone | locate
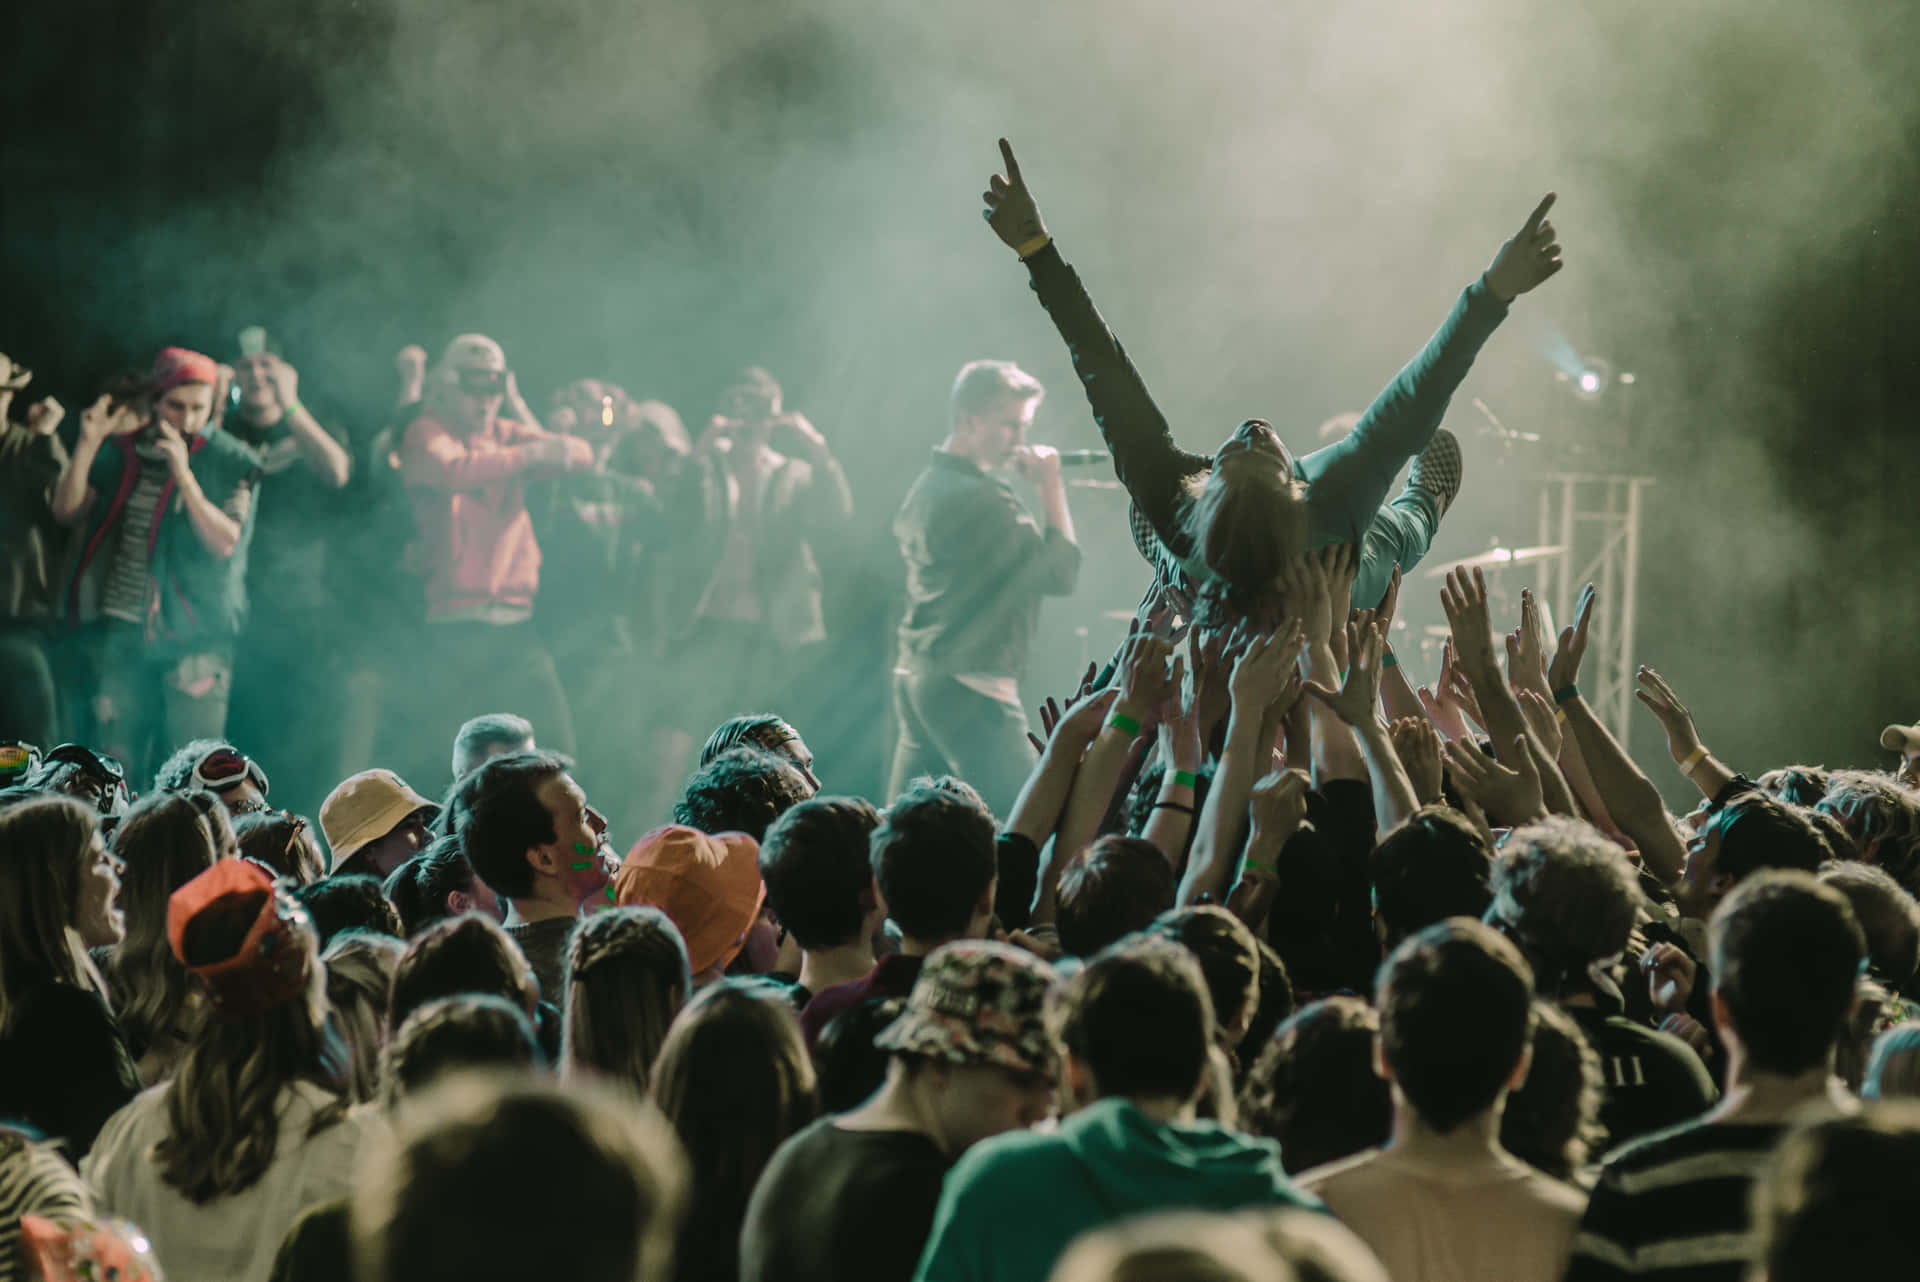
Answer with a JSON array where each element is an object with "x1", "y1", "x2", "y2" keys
[{"x1": 1051, "y1": 448, "x2": 1111, "y2": 467}]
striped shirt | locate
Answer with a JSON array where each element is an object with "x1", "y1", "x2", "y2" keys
[
  {"x1": 100, "y1": 446, "x2": 170, "y2": 624},
  {"x1": 1564, "y1": 1121, "x2": 1783, "y2": 1282}
]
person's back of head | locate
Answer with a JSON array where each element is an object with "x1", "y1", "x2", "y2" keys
[
  {"x1": 1151, "y1": 906, "x2": 1263, "y2": 1047},
  {"x1": 1054, "y1": 936, "x2": 1215, "y2": 1108},
  {"x1": 451, "y1": 713, "x2": 536, "y2": 783},
  {"x1": 1484, "y1": 815, "x2": 1641, "y2": 997},
  {"x1": 382, "y1": 834, "x2": 492, "y2": 936},
  {"x1": 0, "y1": 796, "x2": 104, "y2": 1030},
  {"x1": 650, "y1": 980, "x2": 817, "y2": 1276},
  {"x1": 1499, "y1": 1000, "x2": 1606, "y2": 1183},
  {"x1": 1708, "y1": 870, "x2": 1865, "y2": 1076},
  {"x1": 450, "y1": 751, "x2": 570, "y2": 904},
  {"x1": 1376, "y1": 918, "x2": 1536, "y2": 1135},
  {"x1": 562, "y1": 907, "x2": 691, "y2": 1093},
  {"x1": 101, "y1": 790, "x2": 222, "y2": 1057},
  {"x1": 1182, "y1": 452, "x2": 1310, "y2": 629},
  {"x1": 383, "y1": 995, "x2": 545, "y2": 1105},
  {"x1": 1713, "y1": 793, "x2": 1830, "y2": 884},
  {"x1": 1818, "y1": 860, "x2": 1920, "y2": 990},
  {"x1": 700, "y1": 714, "x2": 795, "y2": 768},
  {"x1": 1751, "y1": 1103, "x2": 1920, "y2": 1282},
  {"x1": 151, "y1": 739, "x2": 238, "y2": 795},
  {"x1": 1057, "y1": 837, "x2": 1176, "y2": 959},
  {"x1": 295, "y1": 874, "x2": 404, "y2": 946},
  {"x1": 1369, "y1": 807, "x2": 1492, "y2": 946},
  {"x1": 1802, "y1": 808, "x2": 1858, "y2": 866},
  {"x1": 673, "y1": 747, "x2": 811, "y2": 843},
  {"x1": 757, "y1": 797, "x2": 881, "y2": 952},
  {"x1": 870, "y1": 786, "x2": 997, "y2": 947},
  {"x1": 388, "y1": 913, "x2": 537, "y2": 1034},
  {"x1": 1239, "y1": 997, "x2": 1390, "y2": 1175},
  {"x1": 1235, "y1": 940, "x2": 1296, "y2": 1081},
  {"x1": 322, "y1": 930, "x2": 407, "y2": 1103},
  {"x1": 1864, "y1": 1022, "x2": 1920, "y2": 1101},
  {"x1": 232, "y1": 810, "x2": 326, "y2": 886},
  {"x1": 1758, "y1": 764, "x2": 1831, "y2": 808},
  {"x1": 352, "y1": 1073, "x2": 687, "y2": 1282},
  {"x1": 1817, "y1": 770, "x2": 1920, "y2": 894}
]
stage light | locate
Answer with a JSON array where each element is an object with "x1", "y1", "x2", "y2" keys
[
  {"x1": 1578, "y1": 371, "x2": 1601, "y2": 395},
  {"x1": 1569, "y1": 355, "x2": 1615, "y2": 403}
]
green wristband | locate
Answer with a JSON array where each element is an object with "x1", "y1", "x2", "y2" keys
[
  {"x1": 1243, "y1": 857, "x2": 1277, "y2": 877},
  {"x1": 1382, "y1": 651, "x2": 1399, "y2": 669},
  {"x1": 1553, "y1": 684, "x2": 1580, "y2": 705},
  {"x1": 1172, "y1": 769, "x2": 1199, "y2": 789},
  {"x1": 1108, "y1": 712, "x2": 1142, "y2": 737},
  {"x1": 283, "y1": 399, "x2": 306, "y2": 420}
]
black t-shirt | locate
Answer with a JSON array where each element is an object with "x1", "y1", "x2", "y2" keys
[
  {"x1": 222, "y1": 407, "x2": 351, "y2": 619},
  {"x1": 0, "y1": 980, "x2": 142, "y2": 1161},
  {"x1": 1567, "y1": 1004, "x2": 1718, "y2": 1152},
  {"x1": 739, "y1": 1117, "x2": 951, "y2": 1282}
]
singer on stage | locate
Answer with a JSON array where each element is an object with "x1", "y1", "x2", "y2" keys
[{"x1": 888, "y1": 359, "x2": 1081, "y2": 814}]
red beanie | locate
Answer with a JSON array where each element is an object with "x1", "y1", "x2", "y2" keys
[{"x1": 150, "y1": 346, "x2": 220, "y2": 395}]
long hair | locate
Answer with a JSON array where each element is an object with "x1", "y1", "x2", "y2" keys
[
  {"x1": 0, "y1": 797, "x2": 103, "y2": 1037},
  {"x1": 322, "y1": 931, "x2": 407, "y2": 1103},
  {"x1": 650, "y1": 981, "x2": 816, "y2": 1281},
  {"x1": 1183, "y1": 464, "x2": 1309, "y2": 629},
  {"x1": 155, "y1": 892, "x2": 346, "y2": 1203},
  {"x1": 102, "y1": 793, "x2": 221, "y2": 1062},
  {"x1": 562, "y1": 908, "x2": 691, "y2": 1094}
]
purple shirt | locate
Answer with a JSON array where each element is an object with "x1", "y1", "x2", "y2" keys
[{"x1": 798, "y1": 953, "x2": 925, "y2": 1049}]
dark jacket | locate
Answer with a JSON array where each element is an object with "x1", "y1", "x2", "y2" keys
[
  {"x1": 64, "y1": 429, "x2": 261, "y2": 649},
  {"x1": 0, "y1": 425, "x2": 70, "y2": 621},
  {"x1": 893, "y1": 450, "x2": 1080, "y2": 679}
]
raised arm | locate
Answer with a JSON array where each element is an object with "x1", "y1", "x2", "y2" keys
[
  {"x1": 402, "y1": 416, "x2": 584, "y2": 491},
  {"x1": 1634, "y1": 666, "x2": 1739, "y2": 803},
  {"x1": 1551, "y1": 585, "x2": 1689, "y2": 885},
  {"x1": 1305, "y1": 613, "x2": 1421, "y2": 832},
  {"x1": 1295, "y1": 195, "x2": 1561, "y2": 542},
  {"x1": 52, "y1": 396, "x2": 142, "y2": 525},
  {"x1": 151, "y1": 425, "x2": 247, "y2": 560},
  {"x1": 982, "y1": 139, "x2": 1210, "y2": 555},
  {"x1": 264, "y1": 355, "x2": 351, "y2": 488}
]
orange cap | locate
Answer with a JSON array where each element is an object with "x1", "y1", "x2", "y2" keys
[{"x1": 613, "y1": 826, "x2": 765, "y2": 975}]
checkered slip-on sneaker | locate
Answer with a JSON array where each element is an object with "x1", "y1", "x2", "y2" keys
[{"x1": 1408, "y1": 427, "x2": 1463, "y2": 519}]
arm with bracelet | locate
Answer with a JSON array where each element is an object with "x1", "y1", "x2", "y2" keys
[
  {"x1": 1034, "y1": 629, "x2": 1176, "y2": 922},
  {"x1": 1634, "y1": 665, "x2": 1738, "y2": 803},
  {"x1": 1304, "y1": 613, "x2": 1421, "y2": 832},
  {"x1": 1179, "y1": 621, "x2": 1304, "y2": 907},
  {"x1": 1006, "y1": 688, "x2": 1117, "y2": 928},
  {"x1": 1549, "y1": 586, "x2": 1689, "y2": 887},
  {"x1": 1226, "y1": 769, "x2": 1312, "y2": 932}
]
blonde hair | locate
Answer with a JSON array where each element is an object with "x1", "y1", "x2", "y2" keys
[
  {"x1": 0, "y1": 797, "x2": 105, "y2": 1037},
  {"x1": 561, "y1": 908, "x2": 691, "y2": 1094},
  {"x1": 323, "y1": 931, "x2": 408, "y2": 1103},
  {"x1": 1183, "y1": 466, "x2": 1309, "y2": 628}
]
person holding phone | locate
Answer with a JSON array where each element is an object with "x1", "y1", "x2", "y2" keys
[{"x1": 51, "y1": 349, "x2": 261, "y2": 782}]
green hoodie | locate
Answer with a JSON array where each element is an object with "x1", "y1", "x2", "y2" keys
[{"x1": 912, "y1": 1098, "x2": 1321, "y2": 1282}]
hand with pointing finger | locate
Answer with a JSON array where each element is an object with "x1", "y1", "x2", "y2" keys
[
  {"x1": 1484, "y1": 193, "x2": 1564, "y2": 302},
  {"x1": 982, "y1": 139, "x2": 1050, "y2": 254}
]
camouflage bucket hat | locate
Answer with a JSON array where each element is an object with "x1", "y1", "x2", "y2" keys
[{"x1": 874, "y1": 939, "x2": 1061, "y2": 1078}]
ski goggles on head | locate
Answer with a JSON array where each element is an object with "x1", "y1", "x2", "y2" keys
[
  {"x1": 0, "y1": 741, "x2": 41, "y2": 785},
  {"x1": 191, "y1": 747, "x2": 270, "y2": 799},
  {"x1": 32, "y1": 744, "x2": 132, "y2": 819}
]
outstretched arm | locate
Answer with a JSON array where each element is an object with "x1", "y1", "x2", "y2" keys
[
  {"x1": 982, "y1": 139, "x2": 1210, "y2": 559},
  {"x1": 1295, "y1": 195, "x2": 1563, "y2": 543}
]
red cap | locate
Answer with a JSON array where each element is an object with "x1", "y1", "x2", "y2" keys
[{"x1": 166, "y1": 860, "x2": 315, "y2": 1016}]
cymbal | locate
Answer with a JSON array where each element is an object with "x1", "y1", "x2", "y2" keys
[{"x1": 1423, "y1": 544, "x2": 1566, "y2": 579}]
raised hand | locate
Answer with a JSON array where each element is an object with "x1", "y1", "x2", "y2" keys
[
  {"x1": 1483, "y1": 193, "x2": 1564, "y2": 302},
  {"x1": 151, "y1": 422, "x2": 192, "y2": 479},
  {"x1": 266, "y1": 354, "x2": 300, "y2": 413},
  {"x1": 1548, "y1": 582, "x2": 1596, "y2": 692},
  {"x1": 1115, "y1": 624, "x2": 1176, "y2": 723},
  {"x1": 1506, "y1": 588, "x2": 1553, "y2": 696},
  {"x1": 1305, "y1": 613, "x2": 1388, "y2": 728},
  {"x1": 1641, "y1": 941, "x2": 1697, "y2": 1016},
  {"x1": 1011, "y1": 443, "x2": 1064, "y2": 488},
  {"x1": 1249, "y1": 768, "x2": 1311, "y2": 847},
  {"x1": 1277, "y1": 554, "x2": 1333, "y2": 656},
  {"x1": 1229, "y1": 621, "x2": 1306, "y2": 721},
  {"x1": 1439, "y1": 567, "x2": 1498, "y2": 675},
  {"x1": 1389, "y1": 716, "x2": 1445, "y2": 805},
  {"x1": 1375, "y1": 563, "x2": 1404, "y2": 633},
  {"x1": 1634, "y1": 666, "x2": 1706, "y2": 767},
  {"x1": 79, "y1": 394, "x2": 144, "y2": 444},
  {"x1": 1443, "y1": 732, "x2": 1547, "y2": 826},
  {"x1": 982, "y1": 138, "x2": 1050, "y2": 253},
  {"x1": 24, "y1": 397, "x2": 64, "y2": 437},
  {"x1": 1185, "y1": 628, "x2": 1233, "y2": 741},
  {"x1": 1516, "y1": 687, "x2": 1565, "y2": 761},
  {"x1": 1321, "y1": 543, "x2": 1359, "y2": 655}
]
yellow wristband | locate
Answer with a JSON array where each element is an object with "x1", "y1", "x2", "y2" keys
[
  {"x1": 1555, "y1": 707, "x2": 1568, "y2": 725},
  {"x1": 1678, "y1": 745, "x2": 1709, "y2": 776},
  {"x1": 1015, "y1": 234, "x2": 1053, "y2": 259}
]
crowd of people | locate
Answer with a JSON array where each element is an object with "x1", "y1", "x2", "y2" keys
[{"x1": 2, "y1": 139, "x2": 1919, "y2": 1282}]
